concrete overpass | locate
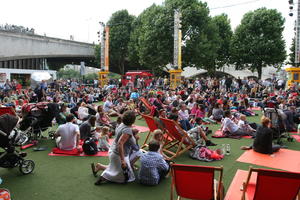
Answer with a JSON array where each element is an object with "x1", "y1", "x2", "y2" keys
[{"x1": 0, "y1": 29, "x2": 95, "y2": 70}]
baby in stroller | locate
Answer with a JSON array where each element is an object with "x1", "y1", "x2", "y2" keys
[{"x1": 0, "y1": 114, "x2": 35, "y2": 174}]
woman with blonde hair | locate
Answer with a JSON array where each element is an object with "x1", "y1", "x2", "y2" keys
[{"x1": 241, "y1": 116, "x2": 281, "y2": 154}]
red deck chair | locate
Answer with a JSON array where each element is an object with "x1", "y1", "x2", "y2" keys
[
  {"x1": 141, "y1": 114, "x2": 159, "y2": 149},
  {"x1": 159, "y1": 117, "x2": 195, "y2": 160},
  {"x1": 241, "y1": 167, "x2": 300, "y2": 200},
  {"x1": 171, "y1": 164, "x2": 224, "y2": 200},
  {"x1": 226, "y1": 168, "x2": 300, "y2": 200},
  {"x1": 0, "y1": 107, "x2": 16, "y2": 116},
  {"x1": 139, "y1": 97, "x2": 152, "y2": 112},
  {"x1": 141, "y1": 114, "x2": 174, "y2": 150}
]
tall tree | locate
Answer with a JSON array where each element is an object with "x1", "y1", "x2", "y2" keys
[
  {"x1": 288, "y1": 37, "x2": 296, "y2": 66},
  {"x1": 93, "y1": 44, "x2": 100, "y2": 67},
  {"x1": 107, "y1": 10, "x2": 135, "y2": 74},
  {"x1": 212, "y1": 14, "x2": 233, "y2": 69},
  {"x1": 231, "y1": 8, "x2": 286, "y2": 78},
  {"x1": 129, "y1": 0, "x2": 222, "y2": 74},
  {"x1": 129, "y1": 4, "x2": 173, "y2": 74},
  {"x1": 165, "y1": 0, "x2": 220, "y2": 74}
]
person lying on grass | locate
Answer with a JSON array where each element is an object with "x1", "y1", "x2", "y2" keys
[{"x1": 139, "y1": 140, "x2": 171, "y2": 186}]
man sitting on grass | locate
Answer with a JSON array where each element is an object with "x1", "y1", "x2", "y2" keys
[
  {"x1": 55, "y1": 114, "x2": 80, "y2": 151},
  {"x1": 139, "y1": 140, "x2": 170, "y2": 185}
]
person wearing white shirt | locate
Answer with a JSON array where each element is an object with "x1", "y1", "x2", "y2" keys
[
  {"x1": 78, "y1": 102, "x2": 89, "y2": 120},
  {"x1": 103, "y1": 97, "x2": 118, "y2": 117},
  {"x1": 55, "y1": 114, "x2": 80, "y2": 151},
  {"x1": 178, "y1": 103, "x2": 191, "y2": 131},
  {"x1": 221, "y1": 111, "x2": 248, "y2": 136}
]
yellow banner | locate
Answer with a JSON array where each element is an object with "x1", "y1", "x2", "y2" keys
[{"x1": 178, "y1": 30, "x2": 182, "y2": 69}]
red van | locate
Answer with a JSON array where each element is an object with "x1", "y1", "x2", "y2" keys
[{"x1": 121, "y1": 71, "x2": 154, "y2": 87}]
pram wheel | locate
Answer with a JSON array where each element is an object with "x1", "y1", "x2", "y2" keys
[
  {"x1": 48, "y1": 131, "x2": 55, "y2": 140},
  {"x1": 19, "y1": 160, "x2": 35, "y2": 175}
]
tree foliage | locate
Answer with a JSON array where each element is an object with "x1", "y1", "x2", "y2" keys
[
  {"x1": 108, "y1": 10, "x2": 135, "y2": 74},
  {"x1": 57, "y1": 69, "x2": 80, "y2": 79},
  {"x1": 96, "y1": 2, "x2": 286, "y2": 77},
  {"x1": 94, "y1": 44, "x2": 101, "y2": 67},
  {"x1": 288, "y1": 37, "x2": 296, "y2": 66},
  {"x1": 129, "y1": 4, "x2": 173, "y2": 73},
  {"x1": 212, "y1": 14, "x2": 233, "y2": 68},
  {"x1": 231, "y1": 8, "x2": 286, "y2": 78}
]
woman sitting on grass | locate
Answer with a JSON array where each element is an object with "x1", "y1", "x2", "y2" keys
[
  {"x1": 241, "y1": 116, "x2": 281, "y2": 154},
  {"x1": 91, "y1": 110, "x2": 139, "y2": 185}
]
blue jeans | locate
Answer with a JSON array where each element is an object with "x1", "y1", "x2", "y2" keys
[{"x1": 180, "y1": 119, "x2": 191, "y2": 131}]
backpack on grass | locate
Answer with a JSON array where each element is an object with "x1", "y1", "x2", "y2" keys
[{"x1": 82, "y1": 137, "x2": 98, "y2": 155}]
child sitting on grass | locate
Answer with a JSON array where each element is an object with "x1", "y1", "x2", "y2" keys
[
  {"x1": 152, "y1": 129, "x2": 168, "y2": 160},
  {"x1": 97, "y1": 126, "x2": 110, "y2": 151}
]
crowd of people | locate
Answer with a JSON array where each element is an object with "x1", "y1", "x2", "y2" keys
[{"x1": 0, "y1": 74, "x2": 299, "y2": 186}]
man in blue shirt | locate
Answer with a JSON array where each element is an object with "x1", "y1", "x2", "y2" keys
[
  {"x1": 130, "y1": 90, "x2": 140, "y2": 102},
  {"x1": 139, "y1": 140, "x2": 170, "y2": 185}
]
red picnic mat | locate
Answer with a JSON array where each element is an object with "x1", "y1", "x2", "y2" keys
[
  {"x1": 48, "y1": 139, "x2": 114, "y2": 157},
  {"x1": 250, "y1": 107, "x2": 261, "y2": 111},
  {"x1": 132, "y1": 125, "x2": 150, "y2": 133},
  {"x1": 224, "y1": 169, "x2": 257, "y2": 200},
  {"x1": 292, "y1": 135, "x2": 300, "y2": 142},
  {"x1": 237, "y1": 149, "x2": 300, "y2": 173}
]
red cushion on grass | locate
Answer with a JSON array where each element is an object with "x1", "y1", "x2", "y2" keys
[{"x1": 52, "y1": 147, "x2": 80, "y2": 155}]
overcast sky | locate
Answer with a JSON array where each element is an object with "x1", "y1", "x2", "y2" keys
[{"x1": 0, "y1": 0, "x2": 295, "y2": 51}]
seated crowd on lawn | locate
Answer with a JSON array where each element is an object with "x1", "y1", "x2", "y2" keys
[{"x1": 1, "y1": 75, "x2": 300, "y2": 185}]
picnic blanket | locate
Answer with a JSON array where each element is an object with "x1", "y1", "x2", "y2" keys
[
  {"x1": 237, "y1": 149, "x2": 300, "y2": 173},
  {"x1": 132, "y1": 125, "x2": 150, "y2": 133},
  {"x1": 48, "y1": 139, "x2": 114, "y2": 157},
  {"x1": 292, "y1": 135, "x2": 300, "y2": 142}
]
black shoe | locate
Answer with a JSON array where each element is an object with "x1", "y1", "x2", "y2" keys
[
  {"x1": 207, "y1": 130, "x2": 212, "y2": 135},
  {"x1": 206, "y1": 140, "x2": 217, "y2": 146},
  {"x1": 19, "y1": 152, "x2": 27, "y2": 157},
  {"x1": 91, "y1": 163, "x2": 97, "y2": 177},
  {"x1": 94, "y1": 176, "x2": 107, "y2": 185}
]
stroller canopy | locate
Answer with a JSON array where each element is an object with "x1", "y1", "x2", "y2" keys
[{"x1": 0, "y1": 114, "x2": 18, "y2": 135}]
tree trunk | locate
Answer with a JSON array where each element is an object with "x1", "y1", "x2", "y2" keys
[{"x1": 257, "y1": 65, "x2": 262, "y2": 79}]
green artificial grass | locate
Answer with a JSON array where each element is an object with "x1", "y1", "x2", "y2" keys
[{"x1": 1, "y1": 111, "x2": 300, "y2": 200}]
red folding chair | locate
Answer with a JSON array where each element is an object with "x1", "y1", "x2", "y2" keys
[
  {"x1": 139, "y1": 97, "x2": 152, "y2": 112},
  {"x1": 141, "y1": 114, "x2": 159, "y2": 149},
  {"x1": 0, "y1": 107, "x2": 16, "y2": 116},
  {"x1": 241, "y1": 167, "x2": 300, "y2": 200},
  {"x1": 159, "y1": 118, "x2": 195, "y2": 160},
  {"x1": 171, "y1": 164, "x2": 224, "y2": 200},
  {"x1": 141, "y1": 114, "x2": 174, "y2": 150}
]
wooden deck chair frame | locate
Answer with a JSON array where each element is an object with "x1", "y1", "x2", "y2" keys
[
  {"x1": 159, "y1": 117, "x2": 196, "y2": 160},
  {"x1": 171, "y1": 164, "x2": 224, "y2": 200},
  {"x1": 140, "y1": 114, "x2": 176, "y2": 152},
  {"x1": 139, "y1": 97, "x2": 152, "y2": 112},
  {"x1": 242, "y1": 167, "x2": 300, "y2": 200},
  {"x1": 140, "y1": 114, "x2": 159, "y2": 149}
]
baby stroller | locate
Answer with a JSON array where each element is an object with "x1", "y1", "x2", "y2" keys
[
  {"x1": 0, "y1": 114, "x2": 35, "y2": 174},
  {"x1": 19, "y1": 102, "x2": 58, "y2": 140},
  {"x1": 263, "y1": 108, "x2": 294, "y2": 145}
]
